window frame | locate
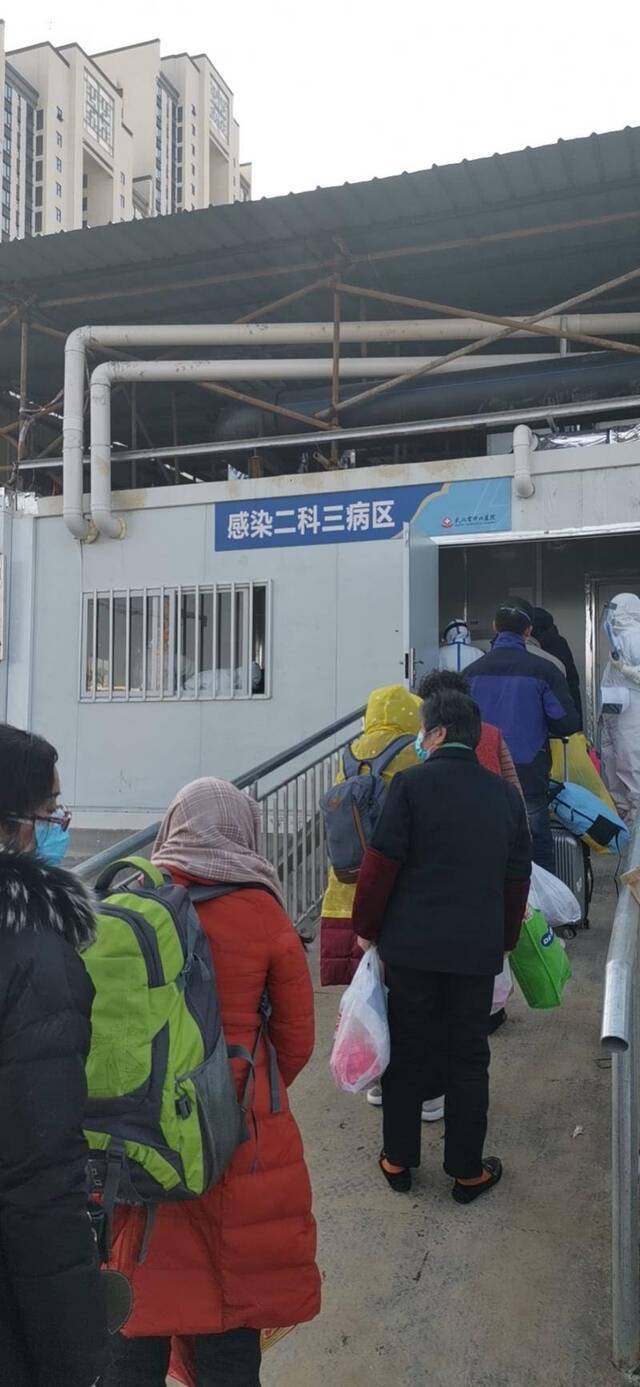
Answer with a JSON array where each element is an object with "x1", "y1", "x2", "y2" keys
[{"x1": 79, "y1": 581, "x2": 271, "y2": 702}]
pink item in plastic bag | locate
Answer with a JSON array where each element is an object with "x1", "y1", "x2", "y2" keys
[
  {"x1": 588, "y1": 745, "x2": 602, "y2": 776},
  {"x1": 329, "y1": 948, "x2": 390, "y2": 1094},
  {"x1": 491, "y1": 959, "x2": 513, "y2": 1015}
]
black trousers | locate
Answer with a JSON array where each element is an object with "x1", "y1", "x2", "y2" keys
[
  {"x1": 100, "y1": 1327, "x2": 261, "y2": 1387},
  {"x1": 382, "y1": 967, "x2": 494, "y2": 1179}
]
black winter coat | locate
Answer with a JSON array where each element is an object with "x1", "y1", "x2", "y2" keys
[
  {"x1": 533, "y1": 608, "x2": 583, "y2": 729},
  {"x1": 0, "y1": 850, "x2": 108, "y2": 1387},
  {"x1": 371, "y1": 748, "x2": 532, "y2": 976}
]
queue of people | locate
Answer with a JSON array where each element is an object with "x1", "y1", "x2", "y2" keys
[{"x1": 0, "y1": 585, "x2": 626, "y2": 1379}]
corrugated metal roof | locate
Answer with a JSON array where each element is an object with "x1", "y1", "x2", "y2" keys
[
  {"x1": 1, "y1": 124, "x2": 640, "y2": 309},
  {"x1": 2, "y1": 124, "x2": 640, "y2": 466}
]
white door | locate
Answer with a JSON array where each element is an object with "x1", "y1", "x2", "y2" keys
[{"x1": 402, "y1": 523, "x2": 439, "y2": 692}]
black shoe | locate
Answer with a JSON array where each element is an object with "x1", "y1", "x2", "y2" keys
[
  {"x1": 379, "y1": 1152, "x2": 412, "y2": 1193},
  {"x1": 488, "y1": 1009, "x2": 507, "y2": 1035},
  {"x1": 452, "y1": 1156, "x2": 502, "y2": 1204}
]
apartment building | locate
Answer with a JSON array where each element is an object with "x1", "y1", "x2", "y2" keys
[{"x1": 0, "y1": 22, "x2": 250, "y2": 240}]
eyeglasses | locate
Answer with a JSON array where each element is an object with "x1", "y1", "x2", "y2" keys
[{"x1": 10, "y1": 806, "x2": 72, "y2": 833}]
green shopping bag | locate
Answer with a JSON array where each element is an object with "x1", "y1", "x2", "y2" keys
[{"x1": 510, "y1": 907, "x2": 572, "y2": 1008}]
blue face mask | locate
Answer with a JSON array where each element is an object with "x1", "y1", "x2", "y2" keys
[
  {"x1": 35, "y1": 819, "x2": 71, "y2": 866},
  {"x1": 415, "y1": 732, "x2": 431, "y2": 763}
]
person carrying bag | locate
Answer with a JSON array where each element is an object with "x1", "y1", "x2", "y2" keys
[{"x1": 352, "y1": 688, "x2": 531, "y2": 1202}]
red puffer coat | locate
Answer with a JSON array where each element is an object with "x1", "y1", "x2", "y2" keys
[{"x1": 109, "y1": 878, "x2": 320, "y2": 1337}]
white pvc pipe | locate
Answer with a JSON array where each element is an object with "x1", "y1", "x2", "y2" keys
[
  {"x1": 65, "y1": 310, "x2": 640, "y2": 536},
  {"x1": 88, "y1": 354, "x2": 566, "y2": 538},
  {"x1": 513, "y1": 423, "x2": 536, "y2": 499}
]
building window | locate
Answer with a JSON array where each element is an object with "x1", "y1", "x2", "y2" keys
[
  {"x1": 57, "y1": 130, "x2": 63, "y2": 147},
  {"x1": 35, "y1": 159, "x2": 43, "y2": 181},
  {"x1": 55, "y1": 181, "x2": 62, "y2": 197},
  {"x1": 191, "y1": 123, "x2": 196, "y2": 136},
  {"x1": 34, "y1": 210, "x2": 42, "y2": 232},
  {"x1": 56, "y1": 206, "x2": 62, "y2": 222},
  {"x1": 35, "y1": 134, "x2": 43, "y2": 156},
  {"x1": 81, "y1": 583, "x2": 269, "y2": 700},
  {"x1": 35, "y1": 186, "x2": 43, "y2": 207},
  {"x1": 82, "y1": 196, "x2": 88, "y2": 211},
  {"x1": 56, "y1": 106, "x2": 63, "y2": 121},
  {"x1": 56, "y1": 156, "x2": 62, "y2": 172},
  {"x1": 83, "y1": 70, "x2": 114, "y2": 153},
  {"x1": 36, "y1": 109, "x2": 44, "y2": 129},
  {"x1": 191, "y1": 103, "x2": 196, "y2": 115},
  {"x1": 120, "y1": 194, "x2": 125, "y2": 208},
  {"x1": 82, "y1": 172, "x2": 88, "y2": 188},
  {"x1": 209, "y1": 77, "x2": 230, "y2": 141}
]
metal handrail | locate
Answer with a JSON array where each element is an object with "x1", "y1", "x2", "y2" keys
[
  {"x1": 74, "y1": 704, "x2": 366, "y2": 885},
  {"x1": 601, "y1": 817, "x2": 640, "y2": 1374}
]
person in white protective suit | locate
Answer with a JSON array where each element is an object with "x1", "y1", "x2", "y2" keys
[
  {"x1": 438, "y1": 619, "x2": 484, "y2": 672},
  {"x1": 601, "y1": 592, "x2": 640, "y2": 825}
]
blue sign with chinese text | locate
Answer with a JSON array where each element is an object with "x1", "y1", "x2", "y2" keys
[{"x1": 214, "y1": 477, "x2": 510, "y2": 551}]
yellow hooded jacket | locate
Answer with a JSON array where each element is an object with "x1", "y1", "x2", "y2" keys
[{"x1": 321, "y1": 683, "x2": 422, "y2": 919}]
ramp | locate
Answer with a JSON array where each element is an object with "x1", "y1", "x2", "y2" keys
[{"x1": 264, "y1": 864, "x2": 619, "y2": 1387}]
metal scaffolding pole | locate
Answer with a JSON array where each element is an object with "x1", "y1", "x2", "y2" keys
[
  {"x1": 197, "y1": 380, "x2": 331, "y2": 432},
  {"x1": 325, "y1": 264, "x2": 640, "y2": 418},
  {"x1": 15, "y1": 318, "x2": 30, "y2": 489},
  {"x1": 235, "y1": 275, "x2": 333, "y2": 325},
  {"x1": 330, "y1": 286, "x2": 341, "y2": 466},
  {"x1": 23, "y1": 388, "x2": 640, "y2": 471}
]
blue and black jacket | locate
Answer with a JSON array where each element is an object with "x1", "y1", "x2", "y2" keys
[{"x1": 468, "y1": 633, "x2": 579, "y2": 799}]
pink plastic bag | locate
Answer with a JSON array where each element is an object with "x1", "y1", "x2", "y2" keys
[
  {"x1": 491, "y1": 959, "x2": 513, "y2": 1015},
  {"x1": 330, "y1": 948, "x2": 390, "y2": 1094}
]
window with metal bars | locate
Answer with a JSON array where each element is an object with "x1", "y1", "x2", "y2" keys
[{"x1": 81, "y1": 583, "x2": 270, "y2": 701}]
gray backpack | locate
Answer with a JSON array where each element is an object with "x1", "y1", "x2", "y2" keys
[{"x1": 321, "y1": 736, "x2": 414, "y2": 883}]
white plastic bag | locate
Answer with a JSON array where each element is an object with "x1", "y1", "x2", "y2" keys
[
  {"x1": 491, "y1": 958, "x2": 513, "y2": 1014},
  {"x1": 330, "y1": 947, "x2": 390, "y2": 1094},
  {"x1": 528, "y1": 861, "x2": 581, "y2": 925}
]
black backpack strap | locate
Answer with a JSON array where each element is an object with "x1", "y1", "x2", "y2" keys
[
  {"x1": 370, "y1": 734, "x2": 415, "y2": 775},
  {"x1": 187, "y1": 883, "x2": 243, "y2": 905},
  {"x1": 229, "y1": 993, "x2": 281, "y2": 1118},
  {"x1": 342, "y1": 741, "x2": 365, "y2": 779},
  {"x1": 187, "y1": 883, "x2": 276, "y2": 905},
  {"x1": 342, "y1": 734, "x2": 413, "y2": 780}
]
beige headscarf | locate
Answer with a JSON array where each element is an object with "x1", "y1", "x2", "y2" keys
[{"x1": 152, "y1": 777, "x2": 284, "y2": 907}]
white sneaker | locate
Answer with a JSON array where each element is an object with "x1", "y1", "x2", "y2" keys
[
  {"x1": 422, "y1": 1096, "x2": 445, "y2": 1123},
  {"x1": 366, "y1": 1083, "x2": 383, "y2": 1106}
]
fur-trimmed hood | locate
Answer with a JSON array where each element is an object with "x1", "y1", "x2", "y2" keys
[{"x1": 0, "y1": 848, "x2": 96, "y2": 950}]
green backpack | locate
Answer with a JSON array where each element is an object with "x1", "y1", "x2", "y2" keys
[
  {"x1": 510, "y1": 907, "x2": 572, "y2": 1008},
  {"x1": 82, "y1": 857, "x2": 280, "y2": 1254}
]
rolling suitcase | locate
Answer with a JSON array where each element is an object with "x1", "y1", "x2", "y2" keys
[
  {"x1": 551, "y1": 827, "x2": 592, "y2": 932},
  {"x1": 550, "y1": 737, "x2": 593, "y2": 933}
]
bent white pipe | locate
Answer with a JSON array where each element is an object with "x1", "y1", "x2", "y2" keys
[
  {"x1": 513, "y1": 423, "x2": 536, "y2": 499},
  {"x1": 64, "y1": 311, "x2": 640, "y2": 536},
  {"x1": 89, "y1": 354, "x2": 564, "y2": 539}
]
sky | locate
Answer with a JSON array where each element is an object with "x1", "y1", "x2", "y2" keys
[{"x1": 5, "y1": 0, "x2": 640, "y2": 200}]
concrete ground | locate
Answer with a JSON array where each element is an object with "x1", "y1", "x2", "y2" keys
[{"x1": 257, "y1": 862, "x2": 621, "y2": 1387}]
